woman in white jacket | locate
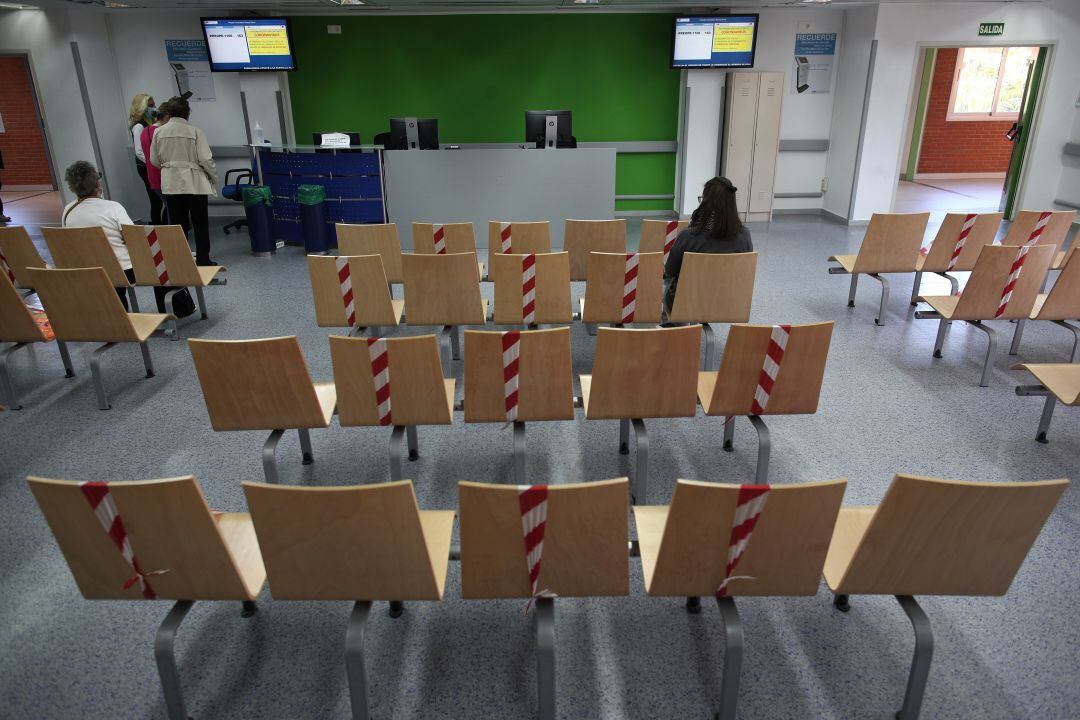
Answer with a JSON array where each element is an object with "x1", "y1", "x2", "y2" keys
[{"x1": 150, "y1": 97, "x2": 217, "y2": 266}]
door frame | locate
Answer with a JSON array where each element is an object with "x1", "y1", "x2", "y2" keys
[{"x1": 0, "y1": 51, "x2": 58, "y2": 191}]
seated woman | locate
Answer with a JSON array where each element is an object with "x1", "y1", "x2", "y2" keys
[{"x1": 663, "y1": 176, "x2": 753, "y2": 315}]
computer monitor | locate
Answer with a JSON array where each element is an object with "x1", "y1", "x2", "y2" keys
[
  {"x1": 387, "y1": 118, "x2": 440, "y2": 150},
  {"x1": 312, "y1": 131, "x2": 361, "y2": 148},
  {"x1": 525, "y1": 110, "x2": 573, "y2": 149}
]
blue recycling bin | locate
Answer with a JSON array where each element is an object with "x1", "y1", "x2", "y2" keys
[
  {"x1": 242, "y1": 186, "x2": 274, "y2": 256},
  {"x1": 298, "y1": 184, "x2": 329, "y2": 254}
]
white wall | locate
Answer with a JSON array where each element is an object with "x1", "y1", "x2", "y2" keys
[
  {"x1": 1056, "y1": 100, "x2": 1080, "y2": 210},
  {"x1": 677, "y1": 69, "x2": 725, "y2": 216}
]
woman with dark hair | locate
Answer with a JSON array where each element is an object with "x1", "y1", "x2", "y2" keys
[{"x1": 663, "y1": 176, "x2": 753, "y2": 314}]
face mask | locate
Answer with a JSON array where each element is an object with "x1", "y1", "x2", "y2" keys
[{"x1": 147, "y1": 107, "x2": 158, "y2": 119}]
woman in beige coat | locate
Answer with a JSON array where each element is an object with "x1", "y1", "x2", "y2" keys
[{"x1": 150, "y1": 97, "x2": 217, "y2": 265}]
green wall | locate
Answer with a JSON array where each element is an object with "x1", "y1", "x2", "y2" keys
[{"x1": 288, "y1": 14, "x2": 680, "y2": 212}]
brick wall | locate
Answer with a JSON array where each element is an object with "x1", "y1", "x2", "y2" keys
[
  {"x1": 0, "y1": 56, "x2": 53, "y2": 186},
  {"x1": 916, "y1": 48, "x2": 1013, "y2": 175}
]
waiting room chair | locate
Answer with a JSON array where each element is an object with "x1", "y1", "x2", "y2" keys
[
  {"x1": 698, "y1": 322, "x2": 834, "y2": 484},
  {"x1": 1013, "y1": 363, "x2": 1080, "y2": 443},
  {"x1": 308, "y1": 254, "x2": 403, "y2": 335},
  {"x1": 488, "y1": 220, "x2": 551, "y2": 256},
  {"x1": 0, "y1": 270, "x2": 74, "y2": 409},
  {"x1": 329, "y1": 333, "x2": 454, "y2": 481},
  {"x1": 401, "y1": 252, "x2": 488, "y2": 372},
  {"x1": 564, "y1": 218, "x2": 626, "y2": 281},
  {"x1": 412, "y1": 221, "x2": 485, "y2": 279},
  {"x1": 581, "y1": 251, "x2": 665, "y2": 326},
  {"x1": 463, "y1": 327, "x2": 576, "y2": 483},
  {"x1": 189, "y1": 336, "x2": 337, "y2": 483},
  {"x1": 28, "y1": 475, "x2": 266, "y2": 720},
  {"x1": 824, "y1": 474, "x2": 1068, "y2": 720},
  {"x1": 337, "y1": 223, "x2": 405, "y2": 284},
  {"x1": 915, "y1": 244, "x2": 1054, "y2": 387},
  {"x1": 459, "y1": 478, "x2": 629, "y2": 720},
  {"x1": 1002, "y1": 210, "x2": 1076, "y2": 270},
  {"x1": 26, "y1": 267, "x2": 173, "y2": 410},
  {"x1": 580, "y1": 325, "x2": 701, "y2": 503},
  {"x1": 669, "y1": 252, "x2": 758, "y2": 369},
  {"x1": 243, "y1": 479, "x2": 454, "y2": 720},
  {"x1": 910, "y1": 212, "x2": 1001, "y2": 303},
  {"x1": 638, "y1": 218, "x2": 688, "y2": 261},
  {"x1": 221, "y1": 168, "x2": 254, "y2": 235},
  {"x1": 0, "y1": 225, "x2": 47, "y2": 290},
  {"x1": 827, "y1": 212, "x2": 931, "y2": 325},
  {"x1": 635, "y1": 478, "x2": 847, "y2": 720},
  {"x1": 43, "y1": 226, "x2": 143, "y2": 312},
  {"x1": 1008, "y1": 250, "x2": 1080, "y2": 361},
  {"x1": 489, "y1": 251, "x2": 572, "y2": 325}
]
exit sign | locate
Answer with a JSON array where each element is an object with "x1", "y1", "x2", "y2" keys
[{"x1": 979, "y1": 23, "x2": 1005, "y2": 36}]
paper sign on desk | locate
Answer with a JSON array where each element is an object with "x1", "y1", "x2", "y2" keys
[{"x1": 320, "y1": 133, "x2": 352, "y2": 148}]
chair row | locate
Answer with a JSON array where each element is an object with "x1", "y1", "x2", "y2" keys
[
  {"x1": 30, "y1": 472, "x2": 1068, "y2": 720},
  {"x1": 189, "y1": 323, "x2": 834, "y2": 497}
]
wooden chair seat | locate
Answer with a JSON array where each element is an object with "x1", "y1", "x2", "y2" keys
[
  {"x1": 1013, "y1": 363, "x2": 1080, "y2": 405},
  {"x1": 308, "y1": 254, "x2": 403, "y2": 329},
  {"x1": 638, "y1": 219, "x2": 688, "y2": 256},
  {"x1": 916, "y1": 212, "x2": 1001, "y2": 273},
  {"x1": 490, "y1": 252, "x2": 572, "y2": 325},
  {"x1": 0, "y1": 226, "x2": 47, "y2": 288},
  {"x1": 337, "y1": 223, "x2": 405, "y2": 283},
  {"x1": 214, "y1": 512, "x2": 270, "y2": 599},
  {"x1": 921, "y1": 294, "x2": 960, "y2": 319},
  {"x1": 401, "y1": 252, "x2": 488, "y2": 326},
  {"x1": 828, "y1": 254, "x2": 857, "y2": 273},
  {"x1": 129, "y1": 314, "x2": 172, "y2": 342},
  {"x1": 1002, "y1": 210, "x2": 1076, "y2": 262},
  {"x1": 582, "y1": 251, "x2": 665, "y2": 325},
  {"x1": 668, "y1": 252, "x2": 757, "y2": 324}
]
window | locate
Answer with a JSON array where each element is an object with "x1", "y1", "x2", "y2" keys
[{"x1": 946, "y1": 46, "x2": 1038, "y2": 121}]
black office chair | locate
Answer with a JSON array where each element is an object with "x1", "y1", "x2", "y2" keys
[
  {"x1": 222, "y1": 168, "x2": 254, "y2": 235},
  {"x1": 373, "y1": 131, "x2": 392, "y2": 149}
]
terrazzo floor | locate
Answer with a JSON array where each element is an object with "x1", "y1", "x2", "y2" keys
[{"x1": 1, "y1": 215, "x2": 1077, "y2": 719}]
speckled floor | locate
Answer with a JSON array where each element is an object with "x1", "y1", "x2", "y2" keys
[{"x1": 1, "y1": 215, "x2": 1077, "y2": 719}]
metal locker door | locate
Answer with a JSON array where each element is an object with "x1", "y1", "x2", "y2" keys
[
  {"x1": 748, "y1": 72, "x2": 784, "y2": 217},
  {"x1": 721, "y1": 72, "x2": 758, "y2": 215}
]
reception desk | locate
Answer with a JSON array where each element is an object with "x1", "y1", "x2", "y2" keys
[{"x1": 383, "y1": 148, "x2": 616, "y2": 249}]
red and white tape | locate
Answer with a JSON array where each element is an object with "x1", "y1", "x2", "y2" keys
[
  {"x1": 367, "y1": 337, "x2": 392, "y2": 425},
  {"x1": 751, "y1": 325, "x2": 791, "y2": 415},
  {"x1": 144, "y1": 227, "x2": 169, "y2": 285},
  {"x1": 502, "y1": 330, "x2": 521, "y2": 422},
  {"x1": 500, "y1": 222, "x2": 512, "y2": 254},
  {"x1": 432, "y1": 223, "x2": 446, "y2": 255},
  {"x1": 79, "y1": 481, "x2": 166, "y2": 598},
  {"x1": 0, "y1": 249, "x2": 13, "y2": 283},
  {"x1": 518, "y1": 483, "x2": 556, "y2": 611},
  {"x1": 716, "y1": 484, "x2": 770, "y2": 597},
  {"x1": 334, "y1": 256, "x2": 357, "y2": 328},
  {"x1": 621, "y1": 253, "x2": 639, "y2": 324},
  {"x1": 1026, "y1": 211, "x2": 1053, "y2": 245},
  {"x1": 946, "y1": 213, "x2": 978, "y2": 271},
  {"x1": 521, "y1": 253, "x2": 536, "y2": 325},
  {"x1": 995, "y1": 212, "x2": 1053, "y2": 318},
  {"x1": 663, "y1": 220, "x2": 680, "y2": 265}
]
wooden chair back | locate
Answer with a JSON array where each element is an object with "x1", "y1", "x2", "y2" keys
[
  {"x1": 0, "y1": 226, "x2": 47, "y2": 287},
  {"x1": 0, "y1": 271, "x2": 47, "y2": 343},
  {"x1": 336, "y1": 223, "x2": 404, "y2": 283},
  {"x1": 459, "y1": 478, "x2": 629, "y2": 598},
  {"x1": 489, "y1": 251, "x2": 572, "y2": 324},
  {"x1": 243, "y1": 480, "x2": 448, "y2": 601},
  {"x1": 640, "y1": 479, "x2": 847, "y2": 596},
  {"x1": 564, "y1": 219, "x2": 627, "y2": 280},
  {"x1": 28, "y1": 475, "x2": 260, "y2": 600},
  {"x1": 638, "y1": 219, "x2": 689, "y2": 255},
  {"x1": 189, "y1": 336, "x2": 332, "y2": 430},
  {"x1": 42, "y1": 226, "x2": 130, "y2": 287},
  {"x1": 487, "y1": 220, "x2": 551, "y2": 255},
  {"x1": 412, "y1": 222, "x2": 478, "y2": 256},
  {"x1": 463, "y1": 327, "x2": 575, "y2": 422},
  {"x1": 850, "y1": 212, "x2": 930, "y2": 274},
  {"x1": 586, "y1": 325, "x2": 701, "y2": 419},
  {"x1": 669, "y1": 252, "x2": 757, "y2": 323},
  {"x1": 329, "y1": 333, "x2": 453, "y2": 427},
  {"x1": 1035, "y1": 250, "x2": 1080, "y2": 320},
  {"x1": 122, "y1": 224, "x2": 206, "y2": 286},
  {"x1": 826, "y1": 474, "x2": 1068, "y2": 596},
  {"x1": 1002, "y1": 210, "x2": 1076, "y2": 252},
  {"x1": 401, "y1": 252, "x2": 486, "y2": 325},
  {"x1": 919, "y1": 212, "x2": 1002, "y2": 272},
  {"x1": 24, "y1": 267, "x2": 139, "y2": 343},
  {"x1": 952, "y1": 244, "x2": 1054, "y2": 321},
  {"x1": 582, "y1": 251, "x2": 665, "y2": 324},
  {"x1": 121, "y1": 223, "x2": 162, "y2": 286},
  {"x1": 706, "y1": 322, "x2": 834, "y2": 416},
  {"x1": 307, "y1": 254, "x2": 399, "y2": 327}
]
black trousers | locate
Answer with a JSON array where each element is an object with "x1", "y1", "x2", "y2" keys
[
  {"x1": 135, "y1": 161, "x2": 164, "y2": 225},
  {"x1": 165, "y1": 193, "x2": 211, "y2": 265},
  {"x1": 118, "y1": 268, "x2": 171, "y2": 313}
]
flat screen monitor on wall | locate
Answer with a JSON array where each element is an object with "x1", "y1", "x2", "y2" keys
[
  {"x1": 201, "y1": 17, "x2": 297, "y2": 72},
  {"x1": 671, "y1": 15, "x2": 759, "y2": 69}
]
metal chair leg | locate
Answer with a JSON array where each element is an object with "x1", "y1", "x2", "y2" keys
[
  {"x1": 619, "y1": 418, "x2": 630, "y2": 455},
  {"x1": 406, "y1": 425, "x2": 419, "y2": 461},
  {"x1": 932, "y1": 318, "x2": 950, "y2": 358},
  {"x1": 723, "y1": 415, "x2": 736, "y2": 451},
  {"x1": 1009, "y1": 319, "x2": 1027, "y2": 356},
  {"x1": 0, "y1": 343, "x2": 27, "y2": 410},
  {"x1": 631, "y1": 418, "x2": 649, "y2": 505},
  {"x1": 833, "y1": 593, "x2": 851, "y2": 612},
  {"x1": 163, "y1": 288, "x2": 183, "y2": 341},
  {"x1": 896, "y1": 595, "x2": 934, "y2": 720},
  {"x1": 389, "y1": 425, "x2": 406, "y2": 481},
  {"x1": 847, "y1": 273, "x2": 858, "y2": 307},
  {"x1": 513, "y1": 421, "x2": 526, "y2": 485},
  {"x1": 345, "y1": 601, "x2": 373, "y2": 720},
  {"x1": 298, "y1": 428, "x2": 314, "y2": 464},
  {"x1": 439, "y1": 326, "x2": 452, "y2": 376},
  {"x1": 586, "y1": 323, "x2": 598, "y2": 337},
  {"x1": 262, "y1": 429, "x2": 285, "y2": 484},
  {"x1": 536, "y1": 597, "x2": 556, "y2": 720},
  {"x1": 969, "y1": 321, "x2": 998, "y2": 387},
  {"x1": 90, "y1": 342, "x2": 117, "y2": 410},
  {"x1": 139, "y1": 341, "x2": 155, "y2": 378},
  {"x1": 937, "y1": 272, "x2": 959, "y2": 296},
  {"x1": 1036, "y1": 395, "x2": 1057, "y2": 444},
  {"x1": 702, "y1": 322, "x2": 717, "y2": 371},
  {"x1": 909, "y1": 271, "x2": 922, "y2": 306},
  {"x1": 715, "y1": 596, "x2": 743, "y2": 720},
  {"x1": 747, "y1": 415, "x2": 771, "y2": 484},
  {"x1": 450, "y1": 324, "x2": 462, "y2": 361},
  {"x1": 155, "y1": 600, "x2": 194, "y2": 720},
  {"x1": 195, "y1": 286, "x2": 208, "y2": 320},
  {"x1": 56, "y1": 340, "x2": 75, "y2": 378},
  {"x1": 1053, "y1": 320, "x2": 1080, "y2": 362},
  {"x1": 870, "y1": 273, "x2": 890, "y2": 325},
  {"x1": 127, "y1": 286, "x2": 141, "y2": 313}
]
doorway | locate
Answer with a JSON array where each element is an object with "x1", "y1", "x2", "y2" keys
[
  {"x1": 0, "y1": 53, "x2": 60, "y2": 228},
  {"x1": 897, "y1": 44, "x2": 1046, "y2": 219}
]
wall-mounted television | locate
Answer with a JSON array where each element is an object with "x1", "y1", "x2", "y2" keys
[
  {"x1": 671, "y1": 15, "x2": 759, "y2": 69},
  {"x1": 201, "y1": 17, "x2": 297, "y2": 72}
]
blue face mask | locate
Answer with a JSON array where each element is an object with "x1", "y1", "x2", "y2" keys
[{"x1": 147, "y1": 107, "x2": 158, "y2": 120}]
